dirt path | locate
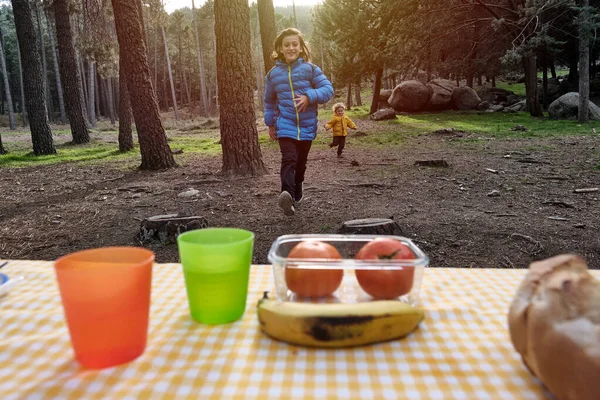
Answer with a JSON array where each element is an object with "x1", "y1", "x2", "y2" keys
[{"x1": 1, "y1": 129, "x2": 599, "y2": 269}]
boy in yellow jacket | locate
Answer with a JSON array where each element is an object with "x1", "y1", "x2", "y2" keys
[{"x1": 325, "y1": 103, "x2": 356, "y2": 158}]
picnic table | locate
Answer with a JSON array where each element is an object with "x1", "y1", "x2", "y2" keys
[{"x1": 1, "y1": 259, "x2": 578, "y2": 399}]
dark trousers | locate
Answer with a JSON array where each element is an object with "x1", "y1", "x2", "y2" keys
[
  {"x1": 278, "y1": 137, "x2": 312, "y2": 201},
  {"x1": 332, "y1": 136, "x2": 346, "y2": 155}
]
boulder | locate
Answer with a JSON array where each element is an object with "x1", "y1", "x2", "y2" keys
[
  {"x1": 548, "y1": 92, "x2": 600, "y2": 120},
  {"x1": 426, "y1": 79, "x2": 456, "y2": 109},
  {"x1": 370, "y1": 108, "x2": 397, "y2": 121},
  {"x1": 477, "y1": 87, "x2": 515, "y2": 104},
  {"x1": 452, "y1": 86, "x2": 482, "y2": 110},
  {"x1": 379, "y1": 89, "x2": 393, "y2": 102},
  {"x1": 388, "y1": 80, "x2": 431, "y2": 111}
]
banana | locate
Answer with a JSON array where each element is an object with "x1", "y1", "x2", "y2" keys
[{"x1": 257, "y1": 292, "x2": 425, "y2": 348}]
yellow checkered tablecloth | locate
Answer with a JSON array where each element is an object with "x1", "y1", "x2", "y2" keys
[{"x1": 1, "y1": 260, "x2": 587, "y2": 399}]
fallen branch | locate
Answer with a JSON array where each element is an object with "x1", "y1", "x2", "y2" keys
[
  {"x1": 414, "y1": 159, "x2": 449, "y2": 168},
  {"x1": 542, "y1": 200, "x2": 575, "y2": 208},
  {"x1": 103, "y1": 175, "x2": 125, "y2": 182},
  {"x1": 548, "y1": 216, "x2": 569, "y2": 221},
  {"x1": 540, "y1": 176, "x2": 569, "y2": 181},
  {"x1": 573, "y1": 187, "x2": 599, "y2": 193},
  {"x1": 485, "y1": 168, "x2": 498, "y2": 174},
  {"x1": 348, "y1": 183, "x2": 390, "y2": 188}
]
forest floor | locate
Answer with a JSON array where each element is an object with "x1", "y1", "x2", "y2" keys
[{"x1": 1, "y1": 116, "x2": 600, "y2": 269}]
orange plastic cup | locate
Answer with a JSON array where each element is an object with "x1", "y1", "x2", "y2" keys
[{"x1": 54, "y1": 247, "x2": 154, "y2": 369}]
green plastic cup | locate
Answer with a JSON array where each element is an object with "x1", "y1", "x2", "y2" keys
[{"x1": 177, "y1": 228, "x2": 254, "y2": 324}]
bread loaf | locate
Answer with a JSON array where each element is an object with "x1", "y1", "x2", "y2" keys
[{"x1": 508, "y1": 254, "x2": 600, "y2": 400}]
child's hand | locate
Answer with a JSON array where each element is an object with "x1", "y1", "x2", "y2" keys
[
  {"x1": 268, "y1": 126, "x2": 277, "y2": 140},
  {"x1": 294, "y1": 94, "x2": 309, "y2": 112}
]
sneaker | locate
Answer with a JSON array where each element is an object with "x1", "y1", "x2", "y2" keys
[
  {"x1": 278, "y1": 191, "x2": 295, "y2": 216},
  {"x1": 337, "y1": 153, "x2": 344, "y2": 158},
  {"x1": 329, "y1": 142, "x2": 335, "y2": 148},
  {"x1": 294, "y1": 182, "x2": 303, "y2": 204}
]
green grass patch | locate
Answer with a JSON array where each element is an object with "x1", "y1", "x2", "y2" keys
[
  {"x1": 381, "y1": 111, "x2": 600, "y2": 138},
  {"x1": 0, "y1": 141, "x2": 137, "y2": 168},
  {"x1": 3, "y1": 109, "x2": 600, "y2": 168},
  {"x1": 494, "y1": 81, "x2": 526, "y2": 97}
]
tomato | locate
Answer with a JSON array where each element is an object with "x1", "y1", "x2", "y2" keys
[
  {"x1": 355, "y1": 238, "x2": 416, "y2": 299},
  {"x1": 285, "y1": 240, "x2": 343, "y2": 298}
]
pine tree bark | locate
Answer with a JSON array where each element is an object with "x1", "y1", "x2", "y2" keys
[
  {"x1": 11, "y1": 0, "x2": 55, "y2": 155},
  {"x1": 0, "y1": 133, "x2": 6, "y2": 154},
  {"x1": 111, "y1": 0, "x2": 175, "y2": 170},
  {"x1": 105, "y1": 78, "x2": 115, "y2": 124},
  {"x1": 53, "y1": 0, "x2": 90, "y2": 144},
  {"x1": 578, "y1": 0, "x2": 590, "y2": 124},
  {"x1": 34, "y1": 4, "x2": 52, "y2": 118},
  {"x1": 370, "y1": 67, "x2": 383, "y2": 115},
  {"x1": 214, "y1": 0, "x2": 266, "y2": 176},
  {"x1": 118, "y1": 58, "x2": 133, "y2": 152},
  {"x1": 88, "y1": 61, "x2": 96, "y2": 126},
  {"x1": 0, "y1": 24, "x2": 16, "y2": 130},
  {"x1": 257, "y1": 0, "x2": 276, "y2": 73},
  {"x1": 192, "y1": 0, "x2": 209, "y2": 116},
  {"x1": 45, "y1": 11, "x2": 66, "y2": 124},
  {"x1": 161, "y1": 26, "x2": 178, "y2": 121},
  {"x1": 523, "y1": 53, "x2": 543, "y2": 117},
  {"x1": 16, "y1": 42, "x2": 26, "y2": 126}
]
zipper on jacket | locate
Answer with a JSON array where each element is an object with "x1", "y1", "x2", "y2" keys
[{"x1": 287, "y1": 64, "x2": 301, "y2": 140}]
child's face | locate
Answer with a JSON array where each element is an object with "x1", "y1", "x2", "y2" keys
[
  {"x1": 335, "y1": 107, "x2": 345, "y2": 116},
  {"x1": 280, "y1": 34, "x2": 301, "y2": 64}
]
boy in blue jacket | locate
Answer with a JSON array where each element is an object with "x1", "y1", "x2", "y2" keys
[{"x1": 264, "y1": 28, "x2": 334, "y2": 216}]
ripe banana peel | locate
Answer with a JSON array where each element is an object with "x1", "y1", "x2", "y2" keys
[{"x1": 257, "y1": 293, "x2": 425, "y2": 348}]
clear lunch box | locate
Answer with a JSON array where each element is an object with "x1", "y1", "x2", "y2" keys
[{"x1": 267, "y1": 234, "x2": 429, "y2": 305}]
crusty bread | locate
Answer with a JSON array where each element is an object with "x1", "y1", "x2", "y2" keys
[{"x1": 508, "y1": 254, "x2": 600, "y2": 400}]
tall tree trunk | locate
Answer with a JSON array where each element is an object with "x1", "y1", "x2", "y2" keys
[
  {"x1": 214, "y1": 0, "x2": 266, "y2": 176},
  {"x1": 257, "y1": 0, "x2": 276, "y2": 73},
  {"x1": 550, "y1": 61, "x2": 557, "y2": 79},
  {"x1": 94, "y1": 71, "x2": 100, "y2": 118},
  {"x1": 0, "y1": 24, "x2": 16, "y2": 130},
  {"x1": 45, "y1": 11, "x2": 66, "y2": 124},
  {"x1": 192, "y1": 0, "x2": 209, "y2": 116},
  {"x1": 542, "y1": 57, "x2": 549, "y2": 111},
  {"x1": 16, "y1": 41, "x2": 27, "y2": 126},
  {"x1": 346, "y1": 82, "x2": 352, "y2": 108},
  {"x1": 523, "y1": 53, "x2": 543, "y2": 117},
  {"x1": 153, "y1": 26, "x2": 158, "y2": 98},
  {"x1": 34, "y1": 4, "x2": 52, "y2": 119},
  {"x1": 118, "y1": 57, "x2": 133, "y2": 152},
  {"x1": 0, "y1": 132, "x2": 6, "y2": 154},
  {"x1": 111, "y1": 0, "x2": 175, "y2": 170},
  {"x1": 292, "y1": 0, "x2": 298, "y2": 28},
  {"x1": 161, "y1": 25, "x2": 178, "y2": 121},
  {"x1": 105, "y1": 78, "x2": 115, "y2": 124},
  {"x1": 11, "y1": 0, "x2": 55, "y2": 155},
  {"x1": 53, "y1": 0, "x2": 90, "y2": 144},
  {"x1": 578, "y1": 0, "x2": 590, "y2": 124},
  {"x1": 183, "y1": 66, "x2": 190, "y2": 107},
  {"x1": 354, "y1": 80, "x2": 362, "y2": 107},
  {"x1": 370, "y1": 67, "x2": 383, "y2": 115},
  {"x1": 88, "y1": 61, "x2": 96, "y2": 126},
  {"x1": 79, "y1": 56, "x2": 88, "y2": 116}
]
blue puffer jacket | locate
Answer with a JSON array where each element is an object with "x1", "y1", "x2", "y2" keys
[{"x1": 264, "y1": 58, "x2": 334, "y2": 141}]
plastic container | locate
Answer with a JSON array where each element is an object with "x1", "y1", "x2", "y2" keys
[{"x1": 267, "y1": 234, "x2": 429, "y2": 305}]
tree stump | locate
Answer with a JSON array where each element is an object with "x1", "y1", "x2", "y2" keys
[
  {"x1": 138, "y1": 214, "x2": 209, "y2": 245},
  {"x1": 338, "y1": 218, "x2": 403, "y2": 235},
  {"x1": 414, "y1": 159, "x2": 449, "y2": 168}
]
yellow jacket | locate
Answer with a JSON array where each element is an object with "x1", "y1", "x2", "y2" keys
[{"x1": 325, "y1": 115, "x2": 356, "y2": 137}]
